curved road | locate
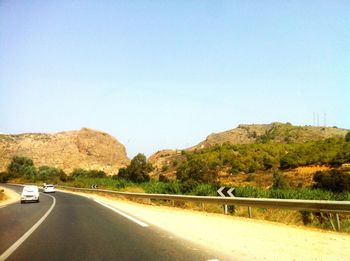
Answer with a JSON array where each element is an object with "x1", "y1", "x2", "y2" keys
[{"x1": 0, "y1": 184, "x2": 227, "y2": 261}]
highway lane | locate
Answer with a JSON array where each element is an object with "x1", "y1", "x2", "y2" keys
[
  {"x1": 1, "y1": 184, "x2": 226, "y2": 261},
  {"x1": 0, "y1": 184, "x2": 54, "y2": 255}
]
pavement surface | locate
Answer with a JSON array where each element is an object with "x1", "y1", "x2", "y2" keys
[{"x1": 0, "y1": 184, "x2": 226, "y2": 261}]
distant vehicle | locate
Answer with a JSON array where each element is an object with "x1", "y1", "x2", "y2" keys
[
  {"x1": 43, "y1": 184, "x2": 55, "y2": 193},
  {"x1": 21, "y1": 185, "x2": 40, "y2": 203}
]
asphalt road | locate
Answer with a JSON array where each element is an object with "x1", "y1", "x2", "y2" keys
[{"x1": 0, "y1": 184, "x2": 226, "y2": 261}]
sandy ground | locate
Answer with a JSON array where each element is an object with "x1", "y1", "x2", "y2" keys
[
  {"x1": 58, "y1": 189, "x2": 350, "y2": 261},
  {"x1": 0, "y1": 186, "x2": 19, "y2": 207}
]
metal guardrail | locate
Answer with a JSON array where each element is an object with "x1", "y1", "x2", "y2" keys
[{"x1": 57, "y1": 185, "x2": 350, "y2": 215}]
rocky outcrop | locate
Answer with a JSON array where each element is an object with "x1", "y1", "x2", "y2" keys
[{"x1": 0, "y1": 128, "x2": 129, "y2": 175}]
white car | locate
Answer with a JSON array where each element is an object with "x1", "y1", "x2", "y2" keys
[
  {"x1": 21, "y1": 185, "x2": 40, "y2": 203},
  {"x1": 43, "y1": 184, "x2": 55, "y2": 193}
]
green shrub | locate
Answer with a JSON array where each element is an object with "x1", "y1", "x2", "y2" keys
[
  {"x1": 313, "y1": 169, "x2": 350, "y2": 193},
  {"x1": 272, "y1": 171, "x2": 290, "y2": 189}
]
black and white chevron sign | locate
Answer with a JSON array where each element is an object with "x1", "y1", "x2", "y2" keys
[
  {"x1": 217, "y1": 186, "x2": 235, "y2": 197},
  {"x1": 91, "y1": 184, "x2": 98, "y2": 189}
]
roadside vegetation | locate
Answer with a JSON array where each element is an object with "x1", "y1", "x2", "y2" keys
[
  {"x1": 0, "y1": 188, "x2": 5, "y2": 201},
  {"x1": 176, "y1": 137, "x2": 350, "y2": 184}
]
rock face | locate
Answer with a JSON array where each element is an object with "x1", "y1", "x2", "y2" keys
[{"x1": 0, "y1": 128, "x2": 129, "y2": 175}]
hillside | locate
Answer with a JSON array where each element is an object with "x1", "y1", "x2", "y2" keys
[
  {"x1": 0, "y1": 128, "x2": 129, "y2": 175},
  {"x1": 193, "y1": 122, "x2": 348, "y2": 149},
  {"x1": 149, "y1": 123, "x2": 349, "y2": 180}
]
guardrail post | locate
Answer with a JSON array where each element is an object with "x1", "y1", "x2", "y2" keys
[
  {"x1": 327, "y1": 213, "x2": 336, "y2": 231},
  {"x1": 224, "y1": 204, "x2": 228, "y2": 214},
  {"x1": 201, "y1": 202, "x2": 205, "y2": 211},
  {"x1": 335, "y1": 214, "x2": 341, "y2": 231},
  {"x1": 248, "y1": 207, "x2": 252, "y2": 218}
]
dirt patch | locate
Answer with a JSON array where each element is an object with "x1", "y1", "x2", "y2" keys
[{"x1": 0, "y1": 186, "x2": 19, "y2": 207}]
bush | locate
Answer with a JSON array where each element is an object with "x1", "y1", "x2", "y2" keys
[
  {"x1": 345, "y1": 131, "x2": 350, "y2": 142},
  {"x1": 189, "y1": 183, "x2": 216, "y2": 196},
  {"x1": 143, "y1": 181, "x2": 182, "y2": 195},
  {"x1": 180, "y1": 179, "x2": 199, "y2": 194},
  {"x1": 0, "y1": 172, "x2": 11, "y2": 183},
  {"x1": 117, "y1": 168, "x2": 128, "y2": 179},
  {"x1": 313, "y1": 170, "x2": 350, "y2": 193},
  {"x1": 176, "y1": 158, "x2": 217, "y2": 183},
  {"x1": 159, "y1": 174, "x2": 170, "y2": 183},
  {"x1": 37, "y1": 166, "x2": 66, "y2": 182},
  {"x1": 272, "y1": 171, "x2": 290, "y2": 189},
  {"x1": 71, "y1": 168, "x2": 106, "y2": 179}
]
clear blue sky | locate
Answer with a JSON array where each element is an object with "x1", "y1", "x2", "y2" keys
[{"x1": 1, "y1": 1, "x2": 349, "y2": 157}]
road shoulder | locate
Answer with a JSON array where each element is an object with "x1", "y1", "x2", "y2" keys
[{"x1": 0, "y1": 185, "x2": 19, "y2": 208}]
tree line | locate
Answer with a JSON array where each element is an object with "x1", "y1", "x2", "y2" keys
[{"x1": 0, "y1": 153, "x2": 154, "y2": 184}]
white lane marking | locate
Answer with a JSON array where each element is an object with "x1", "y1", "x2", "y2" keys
[
  {"x1": 55, "y1": 189, "x2": 92, "y2": 199},
  {"x1": 0, "y1": 194, "x2": 56, "y2": 261},
  {"x1": 94, "y1": 199, "x2": 149, "y2": 228}
]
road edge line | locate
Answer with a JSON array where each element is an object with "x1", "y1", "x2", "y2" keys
[
  {"x1": 0, "y1": 194, "x2": 56, "y2": 261},
  {"x1": 94, "y1": 199, "x2": 149, "y2": 228}
]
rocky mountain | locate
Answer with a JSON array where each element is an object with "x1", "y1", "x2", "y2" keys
[{"x1": 0, "y1": 128, "x2": 129, "y2": 175}]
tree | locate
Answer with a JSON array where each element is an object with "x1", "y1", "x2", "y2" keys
[
  {"x1": 122, "y1": 154, "x2": 153, "y2": 183},
  {"x1": 7, "y1": 156, "x2": 37, "y2": 179}
]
